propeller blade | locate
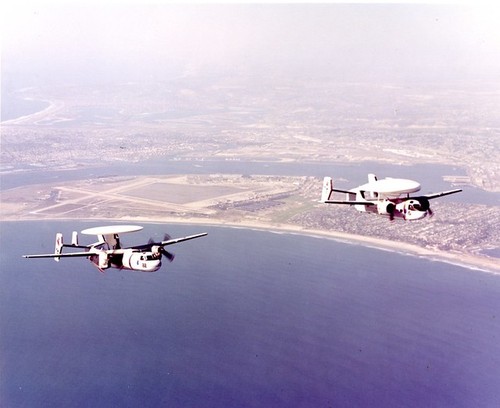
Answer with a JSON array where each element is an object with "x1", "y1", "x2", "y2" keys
[
  {"x1": 387, "y1": 202, "x2": 395, "y2": 221},
  {"x1": 148, "y1": 233, "x2": 171, "y2": 246},
  {"x1": 160, "y1": 247, "x2": 175, "y2": 262},
  {"x1": 417, "y1": 197, "x2": 430, "y2": 211}
]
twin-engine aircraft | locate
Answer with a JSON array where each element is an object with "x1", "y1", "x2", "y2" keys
[
  {"x1": 23, "y1": 225, "x2": 207, "y2": 272},
  {"x1": 321, "y1": 174, "x2": 462, "y2": 221}
]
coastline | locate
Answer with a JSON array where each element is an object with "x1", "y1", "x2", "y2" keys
[
  {"x1": 179, "y1": 219, "x2": 500, "y2": 275},
  {"x1": 7, "y1": 215, "x2": 500, "y2": 275},
  {"x1": 1, "y1": 98, "x2": 62, "y2": 125}
]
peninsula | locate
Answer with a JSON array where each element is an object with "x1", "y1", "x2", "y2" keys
[
  {"x1": 1, "y1": 79, "x2": 498, "y2": 273},
  {"x1": 2, "y1": 173, "x2": 498, "y2": 273}
]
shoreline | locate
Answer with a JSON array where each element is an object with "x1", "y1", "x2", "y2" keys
[
  {"x1": 6, "y1": 216, "x2": 500, "y2": 275},
  {"x1": 1, "y1": 98, "x2": 62, "y2": 125}
]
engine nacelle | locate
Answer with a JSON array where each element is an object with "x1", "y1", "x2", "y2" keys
[
  {"x1": 415, "y1": 197, "x2": 430, "y2": 212},
  {"x1": 122, "y1": 250, "x2": 161, "y2": 272},
  {"x1": 401, "y1": 199, "x2": 428, "y2": 220},
  {"x1": 377, "y1": 200, "x2": 395, "y2": 216},
  {"x1": 151, "y1": 245, "x2": 162, "y2": 255}
]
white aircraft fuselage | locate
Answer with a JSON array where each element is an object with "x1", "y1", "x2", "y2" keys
[{"x1": 89, "y1": 248, "x2": 163, "y2": 272}]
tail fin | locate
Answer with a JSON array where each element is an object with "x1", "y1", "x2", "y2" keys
[
  {"x1": 321, "y1": 177, "x2": 334, "y2": 202},
  {"x1": 71, "y1": 231, "x2": 79, "y2": 246},
  {"x1": 54, "y1": 233, "x2": 63, "y2": 262},
  {"x1": 368, "y1": 173, "x2": 378, "y2": 199}
]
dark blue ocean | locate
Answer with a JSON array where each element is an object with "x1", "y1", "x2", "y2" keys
[{"x1": 1, "y1": 221, "x2": 499, "y2": 407}]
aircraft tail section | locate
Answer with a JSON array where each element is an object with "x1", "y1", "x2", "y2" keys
[
  {"x1": 368, "y1": 173, "x2": 378, "y2": 198},
  {"x1": 321, "y1": 177, "x2": 334, "y2": 202},
  {"x1": 54, "y1": 233, "x2": 63, "y2": 262}
]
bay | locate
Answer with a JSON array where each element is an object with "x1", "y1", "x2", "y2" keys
[
  {"x1": 1, "y1": 160, "x2": 495, "y2": 206},
  {"x1": 1, "y1": 220, "x2": 500, "y2": 407}
]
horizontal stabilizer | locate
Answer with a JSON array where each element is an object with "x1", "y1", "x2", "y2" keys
[
  {"x1": 333, "y1": 188, "x2": 354, "y2": 194},
  {"x1": 23, "y1": 251, "x2": 94, "y2": 259},
  {"x1": 324, "y1": 200, "x2": 375, "y2": 206},
  {"x1": 321, "y1": 176, "x2": 353, "y2": 203}
]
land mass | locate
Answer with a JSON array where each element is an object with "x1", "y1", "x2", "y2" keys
[
  {"x1": 2, "y1": 174, "x2": 499, "y2": 273},
  {"x1": 2, "y1": 80, "x2": 499, "y2": 191},
  {"x1": 1, "y1": 78, "x2": 498, "y2": 272}
]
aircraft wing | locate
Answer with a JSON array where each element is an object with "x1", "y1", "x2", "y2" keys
[
  {"x1": 161, "y1": 232, "x2": 208, "y2": 246},
  {"x1": 424, "y1": 189, "x2": 462, "y2": 200},
  {"x1": 23, "y1": 250, "x2": 95, "y2": 259},
  {"x1": 324, "y1": 200, "x2": 375, "y2": 206}
]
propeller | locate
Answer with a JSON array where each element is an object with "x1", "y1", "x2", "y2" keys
[
  {"x1": 158, "y1": 246, "x2": 175, "y2": 262},
  {"x1": 387, "y1": 202, "x2": 396, "y2": 221},
  {"x1": 415, "y1": 197, "x2": 432, "y2": 217},
  {"x1": 417, "y1": 197, "x2": 430, "y2": 211},
  {"x1": 149, "y1": 234, "x2": 175, "y2": 262},
  {"x1": 161, "y1": 233, "x2": 175, "y2": 261}
]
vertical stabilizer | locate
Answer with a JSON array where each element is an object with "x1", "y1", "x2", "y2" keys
[
  {"x1": 368, "y1": 173, "x2": 378, "y2": 199},
  {"x1": 321, "y1": 177, "x2": 334, "y2": 202},
  {"x1": 54, "y1": 233, "x2": 63, "y2": 262},
  {"x1": 71, "y1": 231, "x2": 79, "y2": 246}
]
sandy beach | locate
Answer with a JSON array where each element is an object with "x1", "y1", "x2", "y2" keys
[
  {"x1": 170, "y1": 218, "x2": 500, "y2": 275},
  {"x1": 1, "y1": 99, "x2": 64, "y2": 125},
  {"x1": 2, "y1": 172, "x2": 498, "y2": 274},
  {"x1": 13, "y1": 215, "x2": 499, "y2": 275}
]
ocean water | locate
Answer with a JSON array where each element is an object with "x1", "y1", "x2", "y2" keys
[{"x1": 1, "y1": 221, "x2": 500, "y2": 408}]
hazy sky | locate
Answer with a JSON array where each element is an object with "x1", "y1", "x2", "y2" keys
[{"x1": 2, "y1": 2, "x2": 500, "y2": 85}]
